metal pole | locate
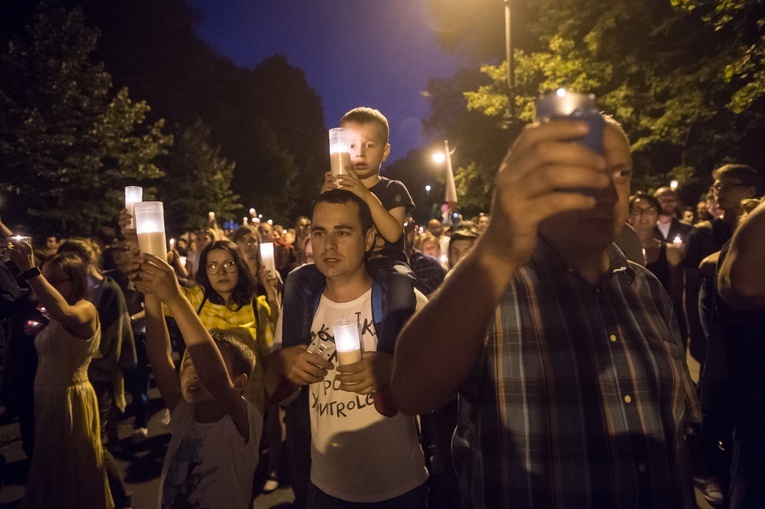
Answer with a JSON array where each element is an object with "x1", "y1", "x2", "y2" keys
[{"x1": 504, "y1": 0, "x2": 515, "y2": 117}]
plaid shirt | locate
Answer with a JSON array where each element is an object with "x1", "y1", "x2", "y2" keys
[{"x1": 453, "y1": 239, "x2": 700, "y2": 509}]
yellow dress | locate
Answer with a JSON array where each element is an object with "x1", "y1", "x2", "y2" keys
[{"x1": 22, "y1": 320, "x2": 113, "y2": 509}]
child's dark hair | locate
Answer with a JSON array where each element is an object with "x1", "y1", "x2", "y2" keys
[
  {"x1": 340, "y1": 107, "x2": 389, "y2": 144},
  {"x1": 209, "y1": 328, "x2": 256, "y2": 377}
]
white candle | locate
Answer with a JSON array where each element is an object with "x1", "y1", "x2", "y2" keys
[
  {"x1": 124, "y1": 186, "x2": 142, "y2": 229},
  {"x1": 243, "y1": 217, "x2": 248, "y2": 225},
  {"x1": 673, "y1": 235, "x2": 683, "y2": 249},
  {"x1": 329, "y1": 128, "x2": 352, "y2": 176},
  {"x1": 249, "y1": 208, "x2": 256, "y2": 217},
  {"x1": 208, "y1": 211, "x2": 215, "y2": 221},
  {"x1": 670, "y1": 180, "x2": 678, "y2": 191},
  {"x1": 260, "y1": 242, "x2": 276, "y2": 275},
  {"x1": 134, "y1": 201, "x2": 167, "y2": 260},
  {"x1": 332, "y1": 318, "x2": 362, "y2": 365}
]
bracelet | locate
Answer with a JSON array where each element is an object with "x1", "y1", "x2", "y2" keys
[{"x1": 20, "y1": 266, "x2": 42, "y2": 280}]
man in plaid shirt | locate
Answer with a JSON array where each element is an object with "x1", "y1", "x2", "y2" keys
[{"x1": 392, "y1": 116, "x2": 700, "y2": 508}]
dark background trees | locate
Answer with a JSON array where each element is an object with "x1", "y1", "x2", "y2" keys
[
  {"x1": 0, "y1": 0, "x2": 327, "y2": 236},
  {"x1": 412, "y1": 0, "x2": 765, "y2": 216}
]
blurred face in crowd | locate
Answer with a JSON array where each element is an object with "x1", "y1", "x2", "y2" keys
[
  {"x1": 478, "y1": 215, "x2": 490, "y2": 231},
  {"x1": 629, "y1": 198, "x2": 659, "y2": 235},
  {"x1": 258, "y1": 223, "x2": 275, "y2": 243},
  {"x1": 682, "y1": 209, "x2": 694, "y2": 223},
  {"x1": 696, "y1": 200, "x2": 710, "y2": 222},
  {"x1": 448, "y1": 239, "x2": 475, "y2": 271},
  {"x1": 234, "y1": 231, "x2": 260, "y2": 266},
  {"x1": 112, "y1": 239, "x2": 132, "y2": 275},
  {"x1": 712, "y1": 176, "x2": 756, "y2": 215},
  {"x1": 656, "y1": 191, "x2": 677, "y2": 216},
  {"x1": 427, "y1": 219, "x2": 443, "y2": 237},
  {"x1": 295, "y1": 217, "x2": 311, "y2": 241},
  {"x1": 422, "y1": 239, "x2": 440, "y2": 258},
  {"x1": 197, "y1": 231, "x2": 214, "y2": 253},
  {"x1": 46, "y1": 236, "x2": 59, "y2": 250}
]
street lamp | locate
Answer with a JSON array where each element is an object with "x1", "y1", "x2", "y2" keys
[{"x1": 504, "y1": 0, "x2": 515, "y2": 117}]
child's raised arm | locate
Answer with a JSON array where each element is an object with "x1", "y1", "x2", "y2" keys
[
  {"x1": 333, "y1": 170, "x2": 406, "y2": 244},
  {"x1": 133, "y1": 254, "x2": 251, "y2": 439},
  {"x1": 142, "y1": 293, "x2": 182, "y2": 412}
]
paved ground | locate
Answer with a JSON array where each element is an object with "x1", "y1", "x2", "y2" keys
[{"x1": 0, "y1": 351, "x2": 715, "y2": 508}]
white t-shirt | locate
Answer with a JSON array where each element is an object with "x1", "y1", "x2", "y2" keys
[
  {"x1": 297, "y1": 288, "x2": 429, "y2": 503},
  {"x1": 159, "y1": 399, "x2": 263, "y2": 509}
]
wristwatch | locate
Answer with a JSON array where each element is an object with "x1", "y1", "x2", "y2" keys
[{"x1": 20, "y1": 266, "x2": 42, "y2": 280}]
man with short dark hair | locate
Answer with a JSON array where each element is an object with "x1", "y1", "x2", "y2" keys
[
  {"x1": 267, "y1": 190, "x2": 428, "y2": 509},
  {"x1": 392, "y1": 117, "x2": 699, "y2": 508},
  {"x1": 683, "y1": 163, "x2": 761, "y2": 506}
]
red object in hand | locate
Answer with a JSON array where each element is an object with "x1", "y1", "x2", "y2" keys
[{"x1": 373, "y1": 386, "x2": 398, "y2": 417}]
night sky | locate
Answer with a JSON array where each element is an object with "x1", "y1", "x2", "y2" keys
[{"x1": 186, "y1": 0, "x2": 467, "y2": 166}]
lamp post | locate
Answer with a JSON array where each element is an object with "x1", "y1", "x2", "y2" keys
[{"x1": 504, "y1": 0, "x2": 515, "y2": 117}]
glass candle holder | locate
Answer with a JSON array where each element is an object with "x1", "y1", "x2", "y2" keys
[
  {"x1": 260, "y1": 242, "x2": 276, "y2": 275},
  {"x1": 332, "y1": 318, "x2": 362, "y2": 365},
  {"x1": 329, "y1": 128, "x2": 352, "y2": 176},
  {"x1": 124, "y1": 186, "x2": 143, "y2": 229},
  {"x1": 134, "y1": 201, "x2": 167, "y2": 260}
]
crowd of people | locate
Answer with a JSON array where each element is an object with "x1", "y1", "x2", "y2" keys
[{"x1": 0, "y1": 106, "x2": 762, "y2": 509}]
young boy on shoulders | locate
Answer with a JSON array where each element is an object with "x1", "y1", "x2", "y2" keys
[
  {"x1": 282, "y1": 107, "x2": 415, "y2": 350},
  {"x1": 322, "y1": 106, "x2": 413, "y2": 262},
  {"x1": 132, "y1": 253, "x2": 263, "y2": 509}
]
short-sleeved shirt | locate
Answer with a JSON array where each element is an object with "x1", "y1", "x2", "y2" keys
[
  {"x1": 369, "y1": 177, "x2": 414, "y2": 262},
  {"x1": 160, "y1": 399, "x2": 263, "y2": 509},
  {"x1": 272, "y1": 288, "x2": 429, "y2": 503},
  {"x1": 453, "y1": 239, "x2": 701, "y2": 508}
]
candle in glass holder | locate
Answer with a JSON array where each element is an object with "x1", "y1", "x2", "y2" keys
[
  {"x1": 329, "y1": 128, "x2": 352, "y2": 176},
  {"x1": 249, "y1": 208, "x2": 256, "y2": 218},
  {"x1": 332, "y1": 318, "x2": 362, "y2": 365},
  {"x1": 672, "y1": 235, "x2": 683, "y2": 249},
  {"x1": 134, "y1": 201, "x2": 167, "y2": 260},
  {"x1": 124, "y1": 186, "x2": 143, "y2": 229},
  {"x1": 670, "y1": 180, "x2": 678, "y2": 191},
  {"x1": 260, "y1": 242, "x2": 276, "y2": 275}
]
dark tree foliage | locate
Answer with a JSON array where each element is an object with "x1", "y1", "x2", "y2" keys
[
  {"x1": 158, "y1": 119, "x2": 241, "y2": 234},
  {"x1": 0, "y1": 3, "x2": 171, "y2": 236},
  {"x1": 423, "y1": 0, "x2": 765, "y2": 211},
  {"x1": 65, "y1": 0, "x2": 327, "y2": 221}
]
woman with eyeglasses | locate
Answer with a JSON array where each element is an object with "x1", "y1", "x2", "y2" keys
[
  {"x1": 7, "y1": 240, "x2": 113, "y2": 508},
  {"x1": 629, "y1": 192, "x2": 686, "y2": 337},
  {"x1": 171, "y1": 240, "x2": 273, "y2": 416}
]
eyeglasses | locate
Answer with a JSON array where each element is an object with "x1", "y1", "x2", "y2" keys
[
  {"x1": 631, "y1": 207, "x2": 657, "y2": 216},
  {"x1": 205, "y1": 260, "x2": 237, "y2": 275},
  {"x1": 711, "y1": 183, "x2": 749, "y2": 193}
]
